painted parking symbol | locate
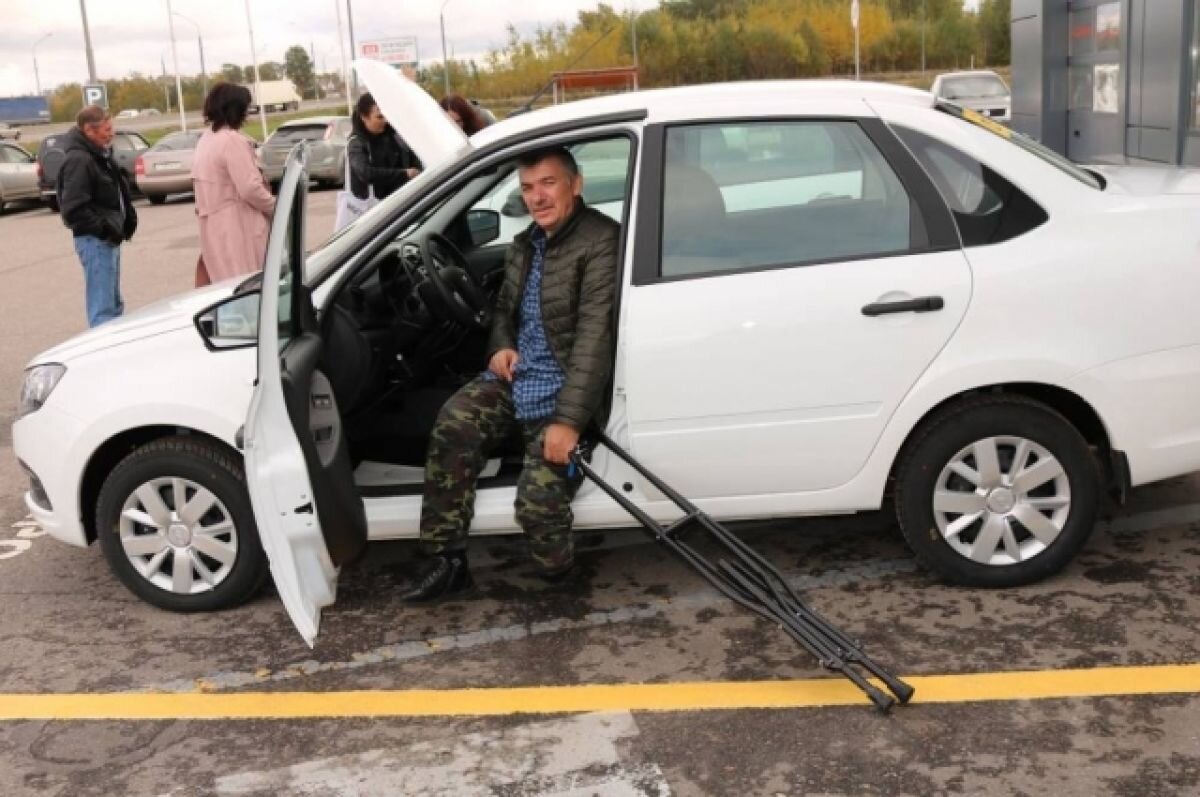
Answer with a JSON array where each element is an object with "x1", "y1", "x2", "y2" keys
[{"x1": 0, "y1": 516, "x2": 44, "y2": 560}]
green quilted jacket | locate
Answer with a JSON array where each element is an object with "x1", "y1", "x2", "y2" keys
[{"x1": 487, "y1": 203, "x2": 620, "y2": 431}]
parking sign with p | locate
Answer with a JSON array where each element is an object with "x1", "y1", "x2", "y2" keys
[{"x1": 82, "y1": 83, "x2": 108, "y2": 108}]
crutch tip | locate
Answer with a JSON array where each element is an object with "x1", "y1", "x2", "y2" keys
[
  {"x1": 892, "y1": 681, "x2": 916, "y2": 704},
  {"x1": 866, "y1": 686, "x2": 895, "y2": 714}
]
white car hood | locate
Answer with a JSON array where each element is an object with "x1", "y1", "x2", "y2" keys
[
  {"x1": 1090, "y1": 165, "x2": 1200, "y2": 196},
  {"x1": 32, "y1": 282, "x2": 238, "y2": 365},
  {"x1": 353, "y1": 58, "x2": 469, "y2": 168}
]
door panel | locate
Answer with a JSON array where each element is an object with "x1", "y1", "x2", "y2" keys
[{"x1": 624, "y1": 118, "x2": 970, "y2": 500}]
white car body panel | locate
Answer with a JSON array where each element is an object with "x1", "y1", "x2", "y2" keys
[{"x1": 11, "y1": 78, "x2": 1200, "y2": 624}]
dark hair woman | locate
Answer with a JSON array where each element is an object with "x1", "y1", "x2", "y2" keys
[
  {"x1": 191, "y1": 82, "x2": 275, "y2": 284},
  {"x1": 347, "y1": 92, "x2": 421, "y2": 202},
  {"x1": 439, "y1": 94, "x2": 489, "y2": 136}
]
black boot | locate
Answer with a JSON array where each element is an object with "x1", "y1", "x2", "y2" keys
[{"x1": 401, "y1": 552, "x2": 475, "y2": 603}]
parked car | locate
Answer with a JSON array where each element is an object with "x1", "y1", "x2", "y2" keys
[
  {"x1": 14, "y1": 66, "x2": 1200, "y2": 646},
  {"x1": 134, "y1": 130, "x2": 203, "y2": 204},
  {"x1": 37, "y1": 128, "x2": 149, "y2": 211},
  {"x1": 930, "y1": 70, "x2": 1011, "y2": 122},
  {"x1": 0, "y1": 122, "x2": 21, "y2": 141},
  {"x1": 258, "y1": 116, "x2": 350, "y2": 188},
  {"x1": 0, "y1": 141, "x2": 40, "y2": 212},
  {"x1": 114, "y1": 109, "x2": 140, "y2": 119},
  {"x1": 140, "y1": 108, "x2": 163, "y2": 117}
]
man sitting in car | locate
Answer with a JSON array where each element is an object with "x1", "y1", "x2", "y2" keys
[{"x1": 402, "y1": 145, "x2": 619, "y2": 601}]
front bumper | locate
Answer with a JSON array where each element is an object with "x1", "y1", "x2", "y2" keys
[{"x1": 12, "y1": 404, "x2": 89, "y2": 548}]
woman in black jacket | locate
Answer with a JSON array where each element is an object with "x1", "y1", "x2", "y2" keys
[{"x1": 346, "y1": 92, "x2": 421, "y2": 201}]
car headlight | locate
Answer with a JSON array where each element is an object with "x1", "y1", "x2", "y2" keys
[{"x1": 18, "y1": 364, "x2": 66, "y2": 420}]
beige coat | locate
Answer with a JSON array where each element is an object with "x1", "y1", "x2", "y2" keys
[{"x1": 192, "y1": 128, "x2": 276, "y2": 281}]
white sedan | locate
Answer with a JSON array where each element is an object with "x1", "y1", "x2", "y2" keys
[{"x1": 14, "y1": 63, "x2": 1200, "y2": 645}]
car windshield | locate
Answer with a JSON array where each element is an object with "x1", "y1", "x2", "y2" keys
[
  {"x1": 152, "y1": 132, "x2": 202, "y2": 151},
  {"x1": 940, "y1": 76, "x2": 1008, "y2": 99},
  {"x1": 268, "y1": 125, "x2": 327, "y2": 145},
  {"x1": 936, "y1": 101, "x2": 1103, "y2": 190}
]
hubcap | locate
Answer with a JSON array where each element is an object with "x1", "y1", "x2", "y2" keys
[
  {"x1": 932, "y1": 436, "x2": 1071, "y2": 567},
  {"x1": 118, "y1": 477, "x2": 238, "y2": 595}
]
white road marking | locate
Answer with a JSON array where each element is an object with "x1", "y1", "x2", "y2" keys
[{"x1": 195, "y1": 711, "x2": 671, "y2": 797}]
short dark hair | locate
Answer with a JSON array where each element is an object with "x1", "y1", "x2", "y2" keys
[
  {"x1": 76, "y1": 105, "x2": 109, "y2": 129},
  {"x1": 356, "y1": 92, "x2": 377, "y2": 120},
  {"x1": 204, "y1": 83, "x2": 251, "y2": 131},
  {"x1": 516, "y1": 146, "x2": 578, "y2": 177},
  {"x1": 439, "y1": 94, "x2": 486, "y2": 135}
]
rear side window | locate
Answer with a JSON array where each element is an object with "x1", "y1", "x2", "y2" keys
[
  {"x1": 153, "y1": 133, "x2": 201, "y2": 152},
  {"x1": 891, "y1": 126, "x2": 1047, "y2": 247},
  {"x1": 270, "y1": 125, "x2": 327, "y2": 145},
  {"x1": 660, "y1": 120, "x2": 914, "y2": 278}
]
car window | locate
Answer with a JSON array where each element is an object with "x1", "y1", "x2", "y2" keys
[
  {"x1": 128, "y1": 134, "x2": 149, "y2": 151},
  {"x1": 0, "y1": 145, "x2": 21, "y2": 163},
  {"x1": 892, "y1": 125, "x2": 1048, "y2": 247},
  {"x1": 111, "y1": 135, "x2": 134, "y2": 152},
  {"x1": 468, "y1": 137, "x2": 632, "y2": 249},
  {"x1": 659, "y1": 120, "x2": 913, "y2": 279},
  {"x1": 269, "y1": 125, "x2": 327, "y2": 145},
  {"x1": 939, "y1": 76, "x2": 1009, "y2": 99},
  {"x1": 152, "y1": 132, "x2": 201, "y2": 152}
]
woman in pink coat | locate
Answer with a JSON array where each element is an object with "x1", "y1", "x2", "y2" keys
[{"x1": 192, "y1": 83, "x2": 276, "y2": 283}]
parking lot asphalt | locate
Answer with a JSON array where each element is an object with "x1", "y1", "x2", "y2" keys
[{"x1": 1, "y1": 193, "x2": 1198, "y2": 796}]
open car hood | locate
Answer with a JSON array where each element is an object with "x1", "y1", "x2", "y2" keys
[{"x1": 353, "y1": 59, "x2": 469, "y2": 168}]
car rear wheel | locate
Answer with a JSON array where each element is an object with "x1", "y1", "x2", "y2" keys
[
  {"x1": 894, "y1": 395, "x2": 1101, "y2": 588},
  {"x1": 147, "y1": 194, "x2": 167, "y2": 205},
  {"x1": 96, "y1": 437, "x2": 268, "y2": 612}
]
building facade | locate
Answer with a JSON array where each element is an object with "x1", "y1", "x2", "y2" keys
[{"x1": 1011, "y1": 0, "x2": 1200, "y2": 165}]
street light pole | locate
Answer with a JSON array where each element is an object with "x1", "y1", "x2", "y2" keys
[
  {"x1": 174, "y1": 12, "x2": 207, "y2": 100},
  {"x1": 243, "y1": 0, "x2": 269, "y2": 140},
  {"x1": 346, "y1": 0, "x2": 359, "y2": 95},
  {"x1": 32, "y1": 33, "x2": 53, "y2": 96},
  {"x1": 921, "y1": 0, "x2": 927, "y2": 74},
  {"x1": 79, "y1": 0, "x2": 97, "y2": 83},
  {"x1": 165, "y1": 0, "x2": 187, "y2": 132},
  {"x1": 440, "y1": 0, "x2": 453, "y2": 96},
  {"x1": 333, "y1": 0, "x2": 352, "y2": 115},
  {"x1": 630, "y1": 3, "x2": 639, "y2": 90}
]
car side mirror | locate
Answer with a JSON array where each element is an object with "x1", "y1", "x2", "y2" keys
[
  {"x1": 194, "y1": 291, "x2": 261, "y2": 351},
  {"x1": 501, "y1": 188, "x2": 528, "y2": 218},
  {"x1": 466, "y1": 209, "x2": 502, "y2": 248}
]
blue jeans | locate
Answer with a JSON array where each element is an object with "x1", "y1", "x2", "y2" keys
[{"x1": 73, "y1": 235, "x2": 124, "y2": 327}]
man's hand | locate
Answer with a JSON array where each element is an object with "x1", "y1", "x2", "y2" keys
[
  {"x1": 406, "y1": 168, "x2": 420, "y2": 179},
  {"x1": 543, "y1": 423, "x2": 579, "y2": 466},
  {"x1": 488, "y1": 348, "x2": 518, "y2": 381}
]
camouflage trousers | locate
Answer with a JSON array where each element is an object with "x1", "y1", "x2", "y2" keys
[{"x1": 419, "y1": 377, "x2": 582, "y2": 569}]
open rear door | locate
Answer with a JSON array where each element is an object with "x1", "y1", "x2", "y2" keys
[{"x1": 244, "y1": 145, "x2": 367, "y2": 646}]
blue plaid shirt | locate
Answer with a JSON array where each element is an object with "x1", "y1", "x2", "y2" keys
[{"x1": 484, "y1": 228, "x2": 565, "y2": 420}]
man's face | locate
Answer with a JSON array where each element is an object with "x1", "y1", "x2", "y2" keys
[
  {"x1": 83, "y1": 118, "x2": 114, "y2": 149},
  {"x1": 519, "y1": 156, "x2": 582, "y2": 235},
  {"x1": 362, "y1": 105, "x2": 387, "y2": 135}
]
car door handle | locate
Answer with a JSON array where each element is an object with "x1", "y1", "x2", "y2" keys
[{"x1": 861, "y1": 296, "x2": 945, "y2": 317}]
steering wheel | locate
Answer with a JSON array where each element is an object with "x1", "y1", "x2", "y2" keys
[{"x1": 416, "y1": 232, "x2": 491, "y2": 330}]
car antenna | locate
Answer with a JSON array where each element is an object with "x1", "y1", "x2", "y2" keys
[{"x1": 511, "y1": 24, "x2": 618, "y2": 116}]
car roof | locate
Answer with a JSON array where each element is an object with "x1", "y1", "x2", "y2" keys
[
  {"x1": 472, "y1": 80, "x2": 933, "y2": 148},
  {"x1": 936, "y1": 70, "x2": 1005, "y2": 80}
]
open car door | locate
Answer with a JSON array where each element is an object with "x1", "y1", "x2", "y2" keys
[{"x1": 244, "y1": 145, "x2": 367, "y2": 646}]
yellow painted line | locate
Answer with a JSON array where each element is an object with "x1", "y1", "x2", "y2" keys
[{"x1": 1, "y1": 664, "x2": 1198, "y2": 720}]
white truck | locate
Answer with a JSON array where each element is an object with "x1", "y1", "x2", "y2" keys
[{"x1": 245, "y1": 80, "x2": 301, "y2": 113}]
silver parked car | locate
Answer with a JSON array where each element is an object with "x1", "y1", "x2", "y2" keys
[
  {"x1": 930, "y1": 70, "x2": 1011, "y2": 122},
  {"x1": 135, "y1": 130, "x2": 203, "y2": 205},
  {"x1": 258, "y1": 116, "x2": 351, "y2": 188},
  {"x1": 0, "y1": 141, "x2": 39, "y2": 213}
]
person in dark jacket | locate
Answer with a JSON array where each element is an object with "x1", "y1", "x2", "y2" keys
[
  {"x1": 346, "y1": 92, "x2": 420, "y2": 201},
  {"x1": 402, "y1": 146, "x2": 620, "y2": 602},
  {"x1": 58, "y1": 105, "x2": 137, "y2": 327}
]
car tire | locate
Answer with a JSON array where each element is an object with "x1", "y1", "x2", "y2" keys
[
  {"x1": 46, "y1": 195, "x2": 59, "y2": 213},
  {"x1": 147, "y1": 194, "x2": 167, "y2": 205},
  {"x1": 894, "y1": 395, "x2": 1101, "y2": 588},
  {"x1": 95, "y1": 437, "x2": 269, "y2": 612}
]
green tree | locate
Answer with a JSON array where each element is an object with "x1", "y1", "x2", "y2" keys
[
  {"x1": 283, "y1": 45, "x2": 317, "y2": 99},
  {"x1": 220, "y1": 63, "x2": 244, "y2": 83},
  {"x1": 978, "y1": 0, "x2": 1011, "y2": 65}
]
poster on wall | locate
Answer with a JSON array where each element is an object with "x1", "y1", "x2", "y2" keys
[{"x1": 1094, "y1": 64, "x2": 1119, "y2": 114}]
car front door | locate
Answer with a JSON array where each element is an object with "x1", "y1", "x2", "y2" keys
[
  {"x1": 623, "y1": 117, "x2": 971, "y2": 500},
  {"x1": 244, "y1": 146, "x2": 367, "y2": 646}
]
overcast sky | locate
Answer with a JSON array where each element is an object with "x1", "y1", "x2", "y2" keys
[
  {"x1": 0, "y1": 0, "x2": 665, "y2": 97},
  {"x1": 1, "y1": 0, "x2": 979, "y2": 98}
]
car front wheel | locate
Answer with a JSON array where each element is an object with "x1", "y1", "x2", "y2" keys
[
  {"x1": 894, "y1": 395, "x2": 1101, "y2": 588},
  {"x1": 95, "y1": 437, "x2": 268, "y2": 612}
]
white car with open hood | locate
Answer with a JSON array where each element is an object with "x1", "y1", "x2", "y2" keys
[{"x1": 13, "y1": 62, "x2": 1200, "y2": 645}]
